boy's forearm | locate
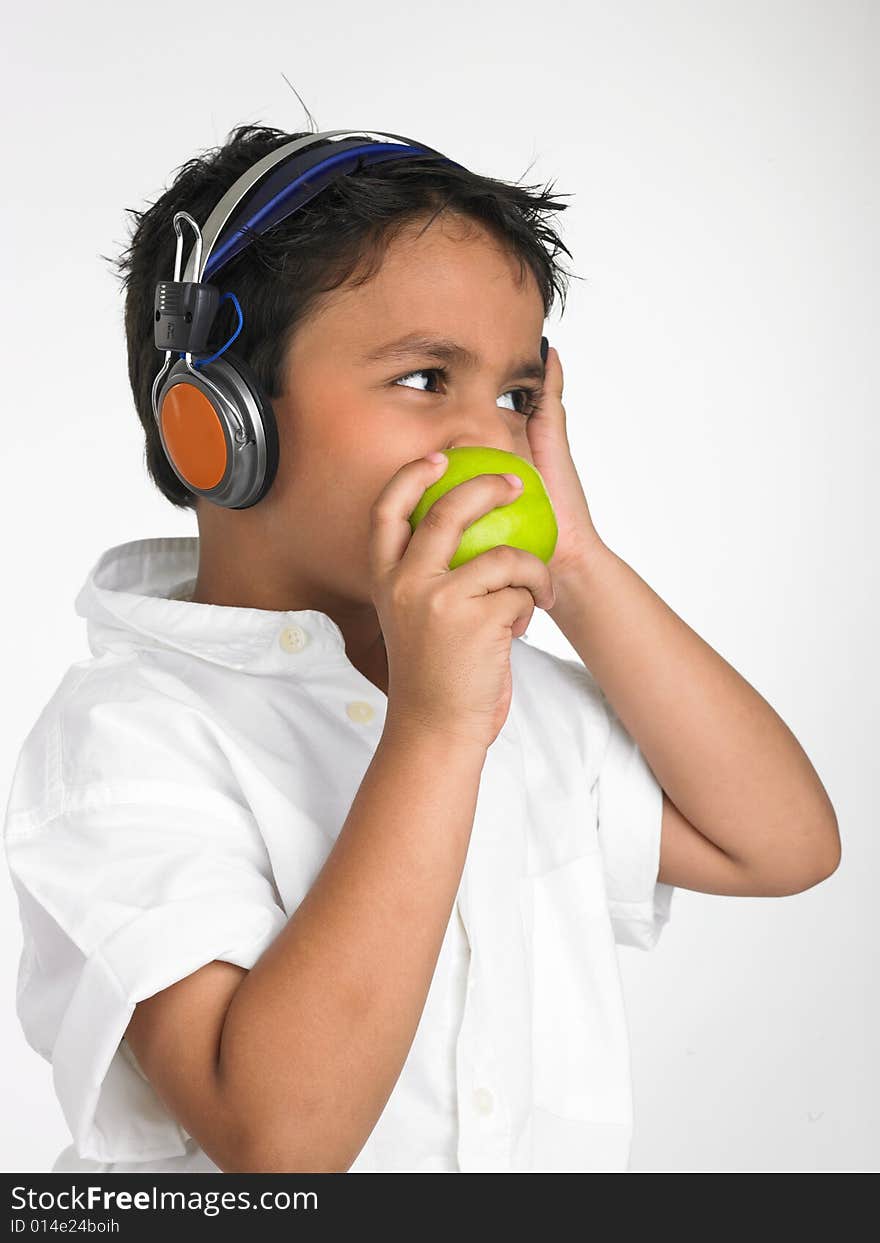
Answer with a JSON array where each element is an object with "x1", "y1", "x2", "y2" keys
[
  {"x1": 216, "y1": 715, "x2": 487, "y2": 1172},
  {"x1": 548, "y1": 539, "x2": 839, "y2": 877}
]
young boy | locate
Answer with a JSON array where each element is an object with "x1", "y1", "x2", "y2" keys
[{"x1": 3, "y1": 124, "x2": 840, "y2": 1174}]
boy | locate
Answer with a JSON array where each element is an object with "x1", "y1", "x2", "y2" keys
[{"x1": 3, "y1": 124, "x2": 840, "y2": 1174}]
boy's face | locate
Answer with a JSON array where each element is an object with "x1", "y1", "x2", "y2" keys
[
  {"x1": 269, "y1": 210, "x2": 546, "y2": 600},
  {"x1": 194, "y1": 209, "x2": 547, "y2": 663}
]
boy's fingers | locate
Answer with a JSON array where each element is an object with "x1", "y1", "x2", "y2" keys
[
  {"x1": 369, "y1": 454, "x2": 449, "y2": 582},
  {"x1": 404, "y1": 472, "x2": 525, "y2": 577}
]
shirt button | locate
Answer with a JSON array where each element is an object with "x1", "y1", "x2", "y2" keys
[
  {"x1": 472, "y1": 1087, "x2": 494, "y2": 1116},
  {"x1": 279, "y1": 624, "x2": 309, "y2": 653},
  {"x1": 346, "y1": 700, "x2": 376, "y2": 724}
]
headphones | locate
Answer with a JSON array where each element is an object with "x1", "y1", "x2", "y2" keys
[{"x1": 152, "y1": 129, "x2": 466, "y2": 509}]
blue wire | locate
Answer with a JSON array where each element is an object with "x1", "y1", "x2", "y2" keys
[{"x1": 177, "y1": 292, "x2": 243, "y2": 367}]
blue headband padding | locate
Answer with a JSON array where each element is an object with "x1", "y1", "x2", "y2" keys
[{"x1": 204, "y1": 141, "x2": 465, "y2": 282}]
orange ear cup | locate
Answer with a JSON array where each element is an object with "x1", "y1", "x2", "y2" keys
[{"x1": 159, "y1": 382, "x2": 229, "y2": 490}]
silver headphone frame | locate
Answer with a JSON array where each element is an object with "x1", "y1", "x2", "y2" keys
[{"x1": 152, "y1": 128, "x2": 445, "y2": 508}]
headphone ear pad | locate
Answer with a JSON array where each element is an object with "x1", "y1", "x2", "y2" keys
[{"x1": 218, "y1": 349, "x2": 280, "y2": 507}]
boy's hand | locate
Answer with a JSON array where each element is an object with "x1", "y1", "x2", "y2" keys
[
  {"x1": 368, "y1": 455, "x2": 555, "y2": 752},
  {"x1": 526, "y1": 344, "x2": 605, "y2": 577}
]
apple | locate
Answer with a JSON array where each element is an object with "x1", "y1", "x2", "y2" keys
[{"x1": 409, "y1": 446, "x2": 558, "y2": 570}]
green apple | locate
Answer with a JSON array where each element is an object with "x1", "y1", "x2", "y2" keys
[{"x1": 409, "y1": 446, "x2": 558, "y2": 570}]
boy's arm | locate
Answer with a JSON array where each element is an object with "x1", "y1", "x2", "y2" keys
[
  {"x1": 213, "y1": 715, "x2": 487, "y2": 1172},
  {"x1": 547, "y1": 539, "x2": 840, "y2": 897}
]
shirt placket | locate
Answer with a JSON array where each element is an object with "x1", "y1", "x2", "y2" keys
[{"x1": 454, "y1": 731, "x2": 528, "y2": 1173}]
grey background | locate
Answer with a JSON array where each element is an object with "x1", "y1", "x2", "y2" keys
[{"x1": 0, "y1": 0, "x2": 876, "y2": 1173}]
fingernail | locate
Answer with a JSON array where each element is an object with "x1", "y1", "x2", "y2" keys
[
  {"x1": 503, "y1": 473, "x2": 523, "y2": 488},
  {"x1": 425, "y1": 451, "x2": 447, "y2": 464}
]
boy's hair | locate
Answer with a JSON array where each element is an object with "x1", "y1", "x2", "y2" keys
[{"x1": 105, "y1": 123, "x2": 579, "y2": 511}]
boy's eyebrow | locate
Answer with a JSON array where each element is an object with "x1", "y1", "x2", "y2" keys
[{"x1": 361, "y1": 332, "x2": 546, "y2": 381}]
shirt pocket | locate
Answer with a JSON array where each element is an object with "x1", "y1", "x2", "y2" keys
[{"x1": 520, "y1": 853, "x2": 633, "y2": 1125}]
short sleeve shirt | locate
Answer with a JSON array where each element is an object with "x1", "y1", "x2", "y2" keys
[{"x1": 3, "y1": 537, "x2": 674, "y2": 1173}]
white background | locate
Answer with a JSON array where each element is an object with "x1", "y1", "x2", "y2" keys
[{"x1": 1, "y1": 0, "x2": 876, "y2": 1173}]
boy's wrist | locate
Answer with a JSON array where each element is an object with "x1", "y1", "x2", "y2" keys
[{"x1": 381, "y1": 710, "x2": 489, "y2": 767}]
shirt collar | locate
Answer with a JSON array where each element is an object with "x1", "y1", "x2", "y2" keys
[{"x1": 74, "y1": 536, "x2": 349, "y2": 674}]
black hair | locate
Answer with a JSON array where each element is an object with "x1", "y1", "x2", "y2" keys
[{"x1": 103, "y1": 122, "x2": 580, "y2": 511}]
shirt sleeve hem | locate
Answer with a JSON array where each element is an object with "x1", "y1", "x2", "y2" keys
[
  {"x1": 52, "y1": 898, "x2": 288, "y2": 1165},
  {"x1": 607, "y1": 881, "x2": 674, "y2": 951}
]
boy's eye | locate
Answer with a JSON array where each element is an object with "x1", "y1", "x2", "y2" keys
[{"x1": 392, "y1": 367, "x2": 542, "y2": 419}]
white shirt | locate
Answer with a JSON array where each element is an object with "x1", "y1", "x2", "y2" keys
[{"x1": 3, "y1": 536, "x2": 674, "y2": 1174}]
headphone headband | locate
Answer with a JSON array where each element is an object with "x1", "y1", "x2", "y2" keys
[{"x1": 183, "y1": 128, "x2": 462, "y2": 283}]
